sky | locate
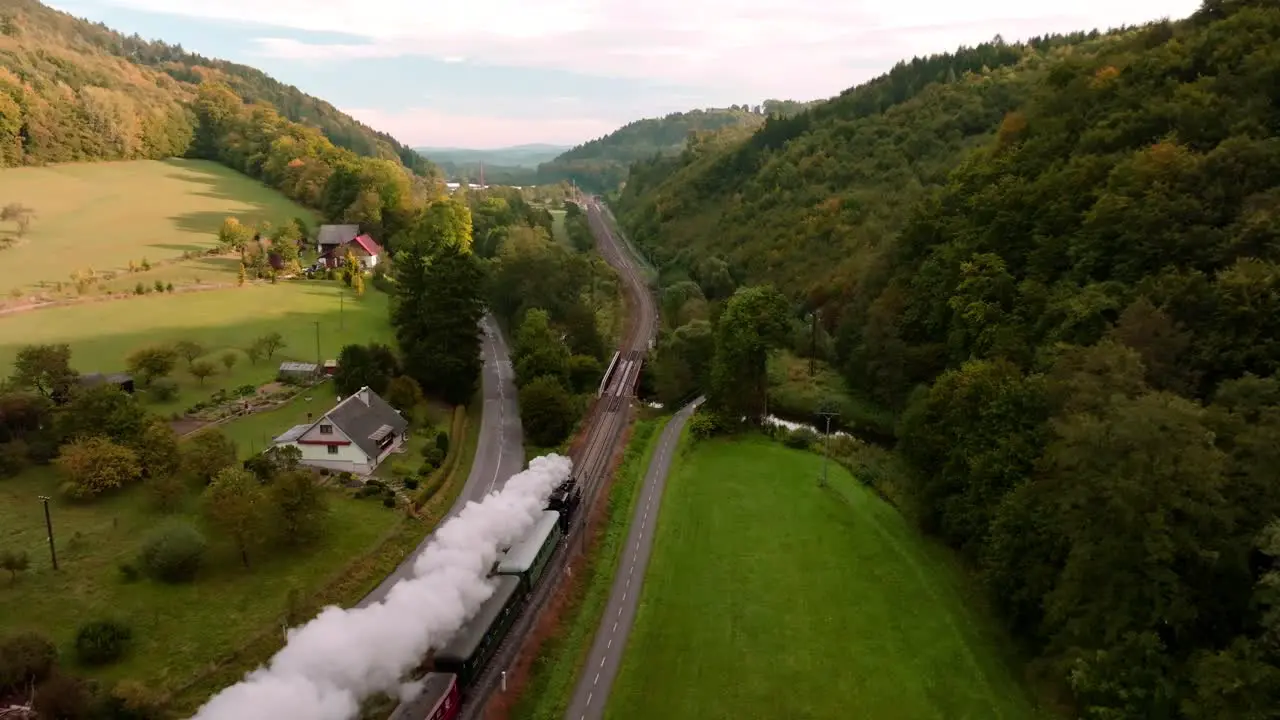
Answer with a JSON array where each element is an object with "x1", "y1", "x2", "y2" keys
[{"x1": 49, "y1": 0, "x2": 1204, "y2": 150}]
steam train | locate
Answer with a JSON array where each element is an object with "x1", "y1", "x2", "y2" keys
[{"x1": 390, "y1": 475, "x2": 582, "y2": 720}]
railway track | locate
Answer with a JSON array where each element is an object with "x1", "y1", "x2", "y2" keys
[{"x1": 449, "y1": 196, "x2": 658, "y2": 720}]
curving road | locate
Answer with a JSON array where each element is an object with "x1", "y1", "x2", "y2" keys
[
  {"x1": 357, "y1": 313, "x2": 524, "y2": 608},
  {"x1": 564, "y1": 397, "x2": 702, "y2": 720}
]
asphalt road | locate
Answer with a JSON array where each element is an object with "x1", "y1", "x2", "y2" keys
[
  {"x1": 564, "y1": 397, "x2": 703, "y2": 720},
  {"x1": 357, "y1": 313, "x2": 524, "y2": 608}
]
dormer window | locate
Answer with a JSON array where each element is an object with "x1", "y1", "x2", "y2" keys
[{"x1": 319, "y1": 424, "x2": 333, "y2": 434}]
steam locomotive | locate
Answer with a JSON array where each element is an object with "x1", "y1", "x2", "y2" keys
[{"x1": 391, "y1": 475, "x2": 582, "y2": 720}]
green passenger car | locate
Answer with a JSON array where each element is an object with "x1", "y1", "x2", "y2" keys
[
  {"x1": 495, "y1": 510, "x2": 562, "y2": 592},
  {"x1": 432, "y1": 575, "x2": 525, "y2": 688}
]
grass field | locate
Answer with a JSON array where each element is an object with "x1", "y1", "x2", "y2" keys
[
  {"x1": 0, "y1": 465, "x2": 400, "y2": 693},
  {"x1": 607, "y1": 436, "x2": 1045, "y2": 720},
  {"x1": 549, "y1": 209, "x2": 568, "y2": 245},
  {"x1": 0, "y1": 281, "x2": 392, "y2": 410},
  {"x1": 0, "y1": 159, "x2": 320, "y2": 296}
]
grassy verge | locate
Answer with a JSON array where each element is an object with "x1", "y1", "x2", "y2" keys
[
  {"x1": 511, "y1": 416, "x2": 664, "y2": 720},
  {"x1": 413, "y1": 403, "x2": 470, "y2": 507},
  {"x1": 605, "y1": 435, "x2": 1046, "y2": 720}
]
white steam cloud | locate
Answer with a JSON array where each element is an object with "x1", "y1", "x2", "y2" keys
[{"x1": 190, "y1": 454, "x2": 574, "y2": 720}]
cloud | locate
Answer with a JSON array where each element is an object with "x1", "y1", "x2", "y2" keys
[
  {"x1": 341, "y1": 106, "x2": 616, "y2": 149},
  {"x1": 84, "y1": 0, "x2": 1202, "y2": 101}
]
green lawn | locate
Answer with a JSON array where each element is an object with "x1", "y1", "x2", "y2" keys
[
  {"x1": 607, "y1": 436, "x2": 1045, "y2": 720},
  {"x1": 218, "y1": 383, "x2": 341, "y2": 457},
  {"x1": 0, "y1": 158, "x2": 319, "y2": 297},
  {"x1": 0, "y1": 281, "x2": 392, "y2": 410},
  {"x1": 0, "y1": 466, "x2": 400, "y2": 693},
  {"x1": 550, "y1": 209, "x2": 568, "y2": 245}
]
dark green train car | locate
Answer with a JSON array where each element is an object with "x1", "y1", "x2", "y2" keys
[
  {"x1": 432, "y1": 575, "x2": 525, "y2": 688},
  {"x1": 495, "y1": 510, "x2": 561, "y2": 592}
]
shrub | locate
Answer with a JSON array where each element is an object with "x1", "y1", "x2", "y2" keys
[
  {"x1": 382, "y1": 496, "x2": 396, "y2": 508},
  {"x1": 403, "y1": 478, "x2": 419, "y2": 490},
  {"x1": 355, "y1": 484, "x2": 382, "y2": 499},
  {"x1": 74, "y1": 619, "x2": 132, "y2": 666},
  {"x1": 423, "y1": 446, "x2": 445, "y2": 468},
  {"x1": 435, "y1": 431, "x2": 449, "y2": 454},
  {"x1": 149, "y1": 377, "x2": 179, "y2": 402},
  {"x1": 153, "y1": 280, "x2": 165, "y2": 293},
  {"x1": 133, "y1": 282, "x2": 145, "y2": 295},
  {"x1": 784, "y1": 427, "x2": 819, "y2": 450},
  {"x1": 138, "y1": 521, "x2": 207, "y2": 583},
  {"x1": 0, "y1": 439, "x2": 28, "y2": 478},
  {"x1": 0, "y1": 631, "x2": 57, "y2": 691},
  {"x1": 117, "y1": 562, "x2": 141, "y2": 583}
]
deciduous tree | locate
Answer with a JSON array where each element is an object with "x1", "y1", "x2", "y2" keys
[
  {"x1": 203, "y1": 466, "x2": 270, "y2": 568},
  {"x1": 519, "y1": 375, "x2": 575, "y2": 447},
  {"x1": 55, "y1": 436, "x2": 142, "y2": 499},
  {"x1": 270, "y1": 469, "x2": 329, "y2": 544},
  {"x1": 9, "y1": 344, "x2": 77, "y2": 401},
  {"x1": 189, "y1": 359, "x2": 216, "y2": 386},
  {"x1": 172, "y1": 340, "x2": 204, "y2": 370},
  {"x1": 125, "y1": 344, "x2": 177, "y2": 386},
  {"x1": 182, "y1": 428, "x2": 237, "y2": 485}
]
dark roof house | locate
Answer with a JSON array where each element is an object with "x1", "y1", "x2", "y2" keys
[
  {"x1": 272, "y1": 386, "x2": 409, "y2": 470},
  {"x1": 323, "y1": 387, "x2": 409, "y2": 458},
  {"x1": 317, "y1": 224, "x2": 360, "y2": 250},
  {"x1": 78, "y1": 372, "x2": 134, "y2": 394}
]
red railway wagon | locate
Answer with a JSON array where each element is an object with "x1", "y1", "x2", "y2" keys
[{"x1": 389, "y1": 673, "x2": 459, "y2": 720}]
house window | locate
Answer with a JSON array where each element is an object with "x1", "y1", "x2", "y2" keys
[
  {"x1": 327, "y1": 445, "x2": 339, "y2": 455},
  {"x1": 319, "y1": 424, "x2": 333, "y2": 435}
]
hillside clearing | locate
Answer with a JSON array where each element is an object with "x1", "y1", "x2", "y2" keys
[
  {"x1": 607, "y1": 436, "x2": 1045, "y2": 720},
  {"x1": 0, "y1": 158, "x2": 319, "y2": 298}
]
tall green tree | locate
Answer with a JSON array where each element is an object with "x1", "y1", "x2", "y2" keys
[
  {"x1": 391, "y1": 200, "x2": 485, "y2": 404},
  {"x1": 708, "y1": 286, "x2": 791, "y2": 420}
]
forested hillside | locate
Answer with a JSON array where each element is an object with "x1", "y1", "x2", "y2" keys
[
  {"x1": 0, "y1": 0, "x2": 441, "y2": 241},
  {"x1": 626, "y1": 0, "x2": 1280, "y2": 715},
  {"x1": 536, "y1": 106, "x2": 769, "y2": 192},
  {"x1": 0, "y1": 0, "x2": 433, "y2": 170}
]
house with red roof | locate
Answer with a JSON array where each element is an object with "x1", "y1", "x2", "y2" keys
[{"x1": 319, "y1": 232, "x2": 385, "y2": 270}]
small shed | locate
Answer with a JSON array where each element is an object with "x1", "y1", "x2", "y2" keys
[
  {"x1": 79, "y1": 372, "x2": 135, "y2": 394},
  {"x1": 278, "y1": 361, "x2": 319, "y2": 381},
  {"x1": 323, "y1": 359, "x2": 338, "y2": 376}
]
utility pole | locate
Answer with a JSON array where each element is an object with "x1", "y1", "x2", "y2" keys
[
  {"x1": 809, "y1": 310, "x2": 818, "y2": 377},
  {"x1": 38, "y1": 496, "x2": 57, "y2": 570},
  {"x1": 817, "y1": 409, "x2": 839, "y2": 488},
  {"x1": 313, "y1": 321, "x2": 322, "y2": 370},
  {"x1": 339, "y1": 289, "x2": 344, "y2": 331}
]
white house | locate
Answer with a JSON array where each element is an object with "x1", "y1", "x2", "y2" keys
[{"x1": 272, "y1": 386, "x2": 409, "y2": 475}]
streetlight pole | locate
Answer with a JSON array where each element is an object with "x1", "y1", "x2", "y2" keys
[
  {"x1": 817, "y1": 409, "x2": 839, "y2": 488},
  {"x1": 38, "y1": 495, "x2": 57, "y2": 570}
]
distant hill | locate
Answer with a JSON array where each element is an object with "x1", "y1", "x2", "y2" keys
[
  {"x1": 417, "y1": 144, "x2": 570, "y2": 168},
  {"x1": 536, "y1": 101, "x2": 815, "y2": 193}
]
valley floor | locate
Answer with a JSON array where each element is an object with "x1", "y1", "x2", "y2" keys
[{"x1": 606, "y1": 435, "x2": 1046, "y2": 720}]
